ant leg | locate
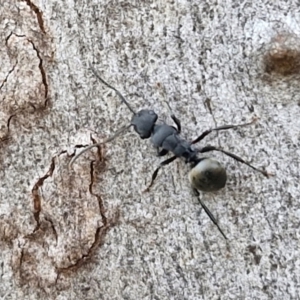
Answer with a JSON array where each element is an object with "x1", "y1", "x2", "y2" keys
[
  {"x1": 171, "y1": 114, "x2": 181, "y2": 133},
  {"x1": 198, "y1": 146, "x2": 272, "y2": 177},
  {"x1": 191, "y1": 119, "x2": 257, "y2": 145},
  {"x1": 164, "y1": 100, "x2": 181, "y2": 133},
  {"x1": 193, "y1": 189, "x2": 227, "y2": 240},
  {"x1": 157, "y1": 148, "x2": 169, "y2": 157},
  {"x1": 143, "y1": 155, "x2": 177, "y2": 192},
  {"x1": 69, "y1": 124, "x2": 131, "y2": 168}
]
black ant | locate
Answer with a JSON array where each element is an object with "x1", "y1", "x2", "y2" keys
[{"x1": 69, "y1": 64, "x2": 271, "y2": 240}]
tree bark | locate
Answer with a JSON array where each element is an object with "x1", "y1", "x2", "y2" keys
[{"x1": 1, "y1": 0, "x2": 300, "y2": 299}]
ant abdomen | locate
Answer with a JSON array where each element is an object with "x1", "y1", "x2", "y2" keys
[{"x1": 189, "y1": 158, "x2": 227, "y2": 192}]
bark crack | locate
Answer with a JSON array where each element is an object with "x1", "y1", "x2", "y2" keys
[
  {"x1": 5, "y1": 32, "x2": 49, "y2": 106},
  {"x1": 0, "y1": 61, "x2": 17, "y2": 90},
  {"x1": 31, "y1": 155, "x2": 57, "y2": 231},
  {"x1": 22, "y1": 0, "x2": 46, "y2": 34},
  {"x1": 57, "y1": 142, "x2": 119, "y2": 275},
  {"x1": 27, "y1": 39, "x2": 49, "y2": 102}
]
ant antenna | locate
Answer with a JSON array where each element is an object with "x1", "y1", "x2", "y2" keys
[
  {"x1": 69, "y1": 124, "x2": 131, "y2": 168},
  {"x1": 89, "y1": 63, "x2": 136, "y2": 115}
]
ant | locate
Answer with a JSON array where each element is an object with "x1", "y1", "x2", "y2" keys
[{"x1": 69, "y1": 63, "x2": 271, "y2": 240}]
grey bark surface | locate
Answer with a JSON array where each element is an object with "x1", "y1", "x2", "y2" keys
[{"x1": 1, "y1": 1, "x2": 300, "y2": 299}]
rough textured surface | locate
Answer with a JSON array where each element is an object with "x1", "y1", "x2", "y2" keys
[{"x1": 1, "y1": 0, "x2": 300, "y2": 299}]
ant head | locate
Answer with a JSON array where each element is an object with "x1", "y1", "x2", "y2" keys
[
  {"x1": 189, "y1": 158, "x2": 227, "y2": 192},
  {"x1": 131, "y1": 109, "x2": 158, "y2": 139}
]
